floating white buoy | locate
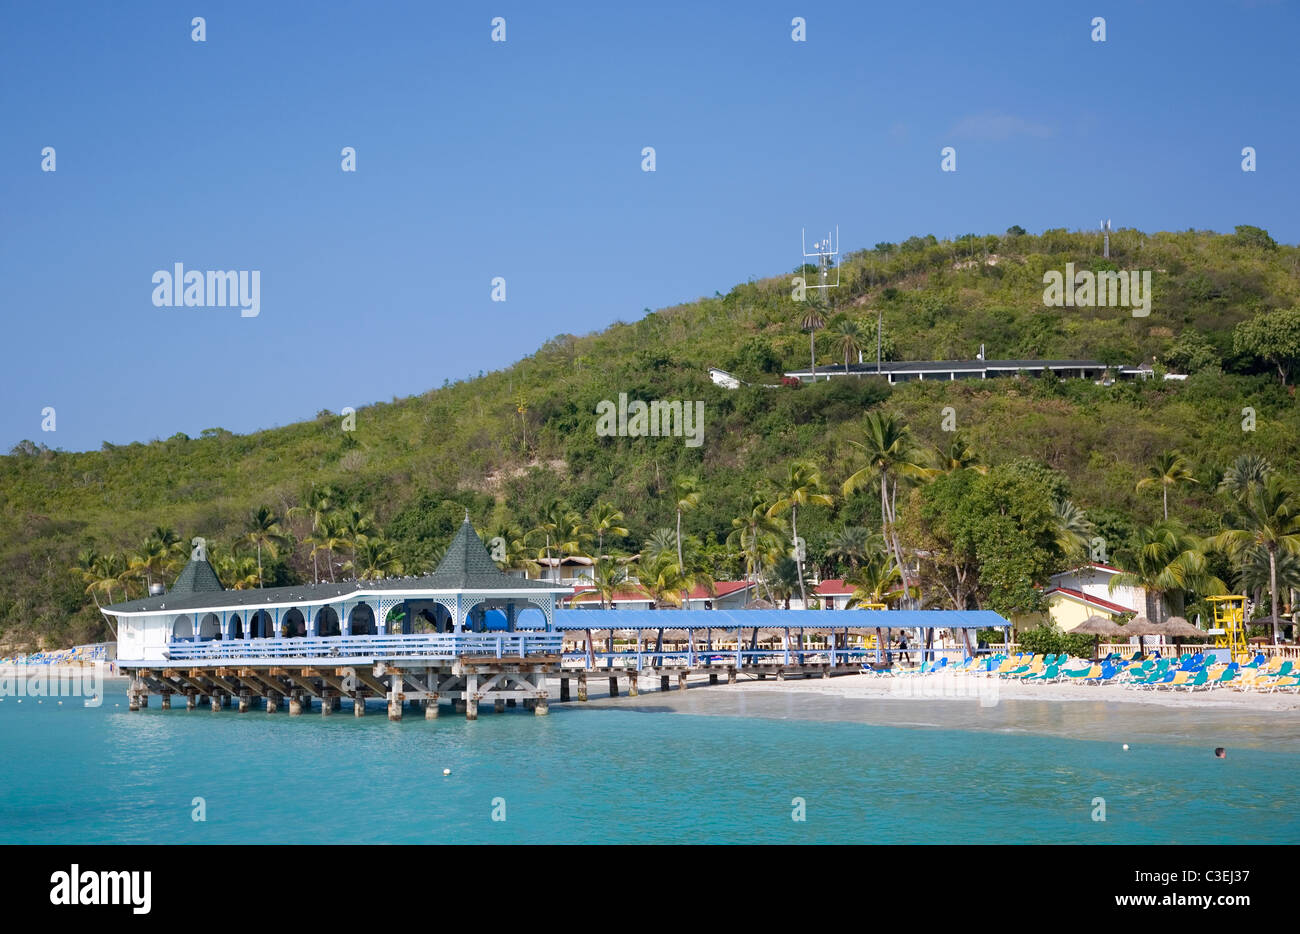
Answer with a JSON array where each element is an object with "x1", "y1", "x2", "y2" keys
[
  {"x1": 1122, "y1": 744, "x2": 1129, "y2": 751},
  {"x1": 58, "y1": 701, "x2": 63, "y2": 705},
  {"x1": 443, "y1": 768, "x2": 451, "y2": 776},
  {"x1": 17, "y1": 700, "x2": 22, "y2": 704}
]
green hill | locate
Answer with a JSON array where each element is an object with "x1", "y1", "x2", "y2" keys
[{"x1": 5, "y1": 225, "x2": 1300, "y2": 649}]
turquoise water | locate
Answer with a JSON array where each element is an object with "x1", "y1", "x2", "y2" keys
[{"x1": 1, "y1": 683, "x2": 1296, "y2": 844}]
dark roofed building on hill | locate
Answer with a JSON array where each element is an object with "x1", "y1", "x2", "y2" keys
[{"x1": 783, "y1": 359, "x2": 1146, "y2": 384}]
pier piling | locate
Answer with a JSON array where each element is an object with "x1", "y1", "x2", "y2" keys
[
  {"x1": 425, "y1": 696, "x2": 439, "y2": 719},
  {"x1": 210, "y1": 694, "x2": 221, "y2": 712},
  {"x1": 535, "y1": 693, "x2": 549, "y2": 716},
  {"x1": 560, "y1": 678, "x2": 570, "y2": 701},
  {"x1": 578, "y1": 672, "x2": 588, "y2": 701},
  {"x1": 321, "y1": 690, "x2": 334, "y2": 716},
  {"x1": 660, "y1": 675, "x2": 670, "y2": 692},
  {"x1": 354, "y1": 697, "x2": 366, "y2": 717},
  {"x1": 608, "y1": 677, "x2": 618, "y2": 697},
  {"x1": 678, "y1": 672, "x2": 687, "y2": 691},
  {"x1": 186, "y1": 693, "x2": 196, "y2": 711},
  {"x1": 289, "y1": 694, "x2": 303, "y2": 716},
  {"x1": 160, "y1": 693, "x2": 171, "y2": 710},
  {"x1": 627, "y1": 674, "x2": 638, "y2": 698}
]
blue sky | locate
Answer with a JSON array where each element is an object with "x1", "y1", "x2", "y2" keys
[{"x1": 2, "y1": 0, "x2": 1296, "y2": 452}]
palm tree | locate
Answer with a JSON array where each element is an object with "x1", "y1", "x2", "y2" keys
[
  {"x1": 824, "y1": 525, "x2": 873, "y2": 571},
  {"x1": 289, "y1": 484, "x2": 337, "y2": 583},
  {"x1": 727, "y1": 494, "x2": 785, "y2": 604},
  {"x1": 830, "y1": 315, "x2": 864, "y2": 374},
  {"x1": 353, "y1": 536, "x2": 404, "y2": 580},
  {"x1": 842, "y1": 412, "x2": 927, "y2": 598},
  {"x1": 1052, "y1": 499, "x2": 1095, "y2": 563},
  {"x1": 591, "y1": 556, "x2": 631, "y2": 609},
  {"x1": 240, "y1": 505, "x2": 290, "y2": 588},
  {"x1": 588, "y1": 502, "x2": 628, "y2": 558},
  {"x1": 1212, "y1": 475, "x2": 1300, "y2": 642},
  {"x1": 1110, "y1": 521, "x2": 1222, "y2": 623},
  {"x1": 844, "y1": 548, "x2": 904, "y2": 608},
  {"x1": 801, "y1": 306, "x2": 826, "y2": 381},
  {"x1": 487, "y1": 522, "x2": 538, "y2": 576},
  {"x1": 83, "y1": 552, "x2": 126, "y2": 606},
  {"x1": 529, "y1": 500, "x2": 570, "y2": 573},
  {"x1": 931, "y1": 434, "x2": 988, "y2": 475},
  {"x1": 1136, "y1": 451, "x2": 1198, "y2": 520},
  {"x1": 317, "y1": 512, "x2": 351, "y2": 583},
  {"x1": 1219, "y1": 454, "x2": 1272, "y2": 501},
  {"x1": 767, "y1": 460, "x2": 833, "y2": 609},
  {"x1": 128, "y1": 536, "x2": 171, "y2": 594},
  {"x1": 670, "y1": 476, "x2": 702, "y2": 574}
]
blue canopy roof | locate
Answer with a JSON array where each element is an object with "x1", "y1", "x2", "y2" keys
[{"x1": 551, "y1": 609, "x2": 1007, "y2": 631}]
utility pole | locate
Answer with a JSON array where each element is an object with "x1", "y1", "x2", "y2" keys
[{"x1": 1101, "y1": 219, "x2": 1111, "y2": 259}]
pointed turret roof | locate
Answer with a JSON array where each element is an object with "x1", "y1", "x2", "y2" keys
[
  {"x1": 169, "y1": 537, "x2": 224, "y2": 595},
  {"x1": 423, "y1": 519, "x2": 556, "y2": 591}
]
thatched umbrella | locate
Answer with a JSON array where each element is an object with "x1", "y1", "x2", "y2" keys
[
  {"x1": 1071, "y1": 615, "x2": 1125, "y2": 660},
  {"x1": 1118, "y1": 615, "x2": 1155, "y2": 656},
  {"x1": 1139, "y1": 615, "x2": 1206, "y2": 655}
]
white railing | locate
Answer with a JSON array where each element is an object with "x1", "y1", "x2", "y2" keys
[{"x1": 164, "y1": 632, "x2": 563, "y2": 663}]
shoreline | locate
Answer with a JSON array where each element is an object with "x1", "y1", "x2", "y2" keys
[{"x1": 551, "y1": 672, "x2": 1300, "y2": 751}]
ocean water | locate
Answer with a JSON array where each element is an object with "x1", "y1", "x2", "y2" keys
[{"x1": 1, "y1": 682, "x2": 1296, "y2": 844}]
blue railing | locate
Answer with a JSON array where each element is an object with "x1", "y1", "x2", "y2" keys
[
  {"x1": 164, "y1": 632, "x2": 563, "y2": 663},
  {"x1": 558, "y1": 646, "x2": 872, "y2": 670}
]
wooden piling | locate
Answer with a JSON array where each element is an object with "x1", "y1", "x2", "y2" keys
[
  {"x1": 727, "y1": 667, "x2": 737, "y2": 685},
  {"x1": 677, "y1": 671, "x2": 687, "y2": 691},
  {"x1": 578, "y1": 671, "x2": 588, "y2": 701},
  {"x1": 627, "y1": 673, "x2": 638, "y2": 697},
  {"x1": 709, "y1": 672, "x2": 718, "y2": 685},
  {"x1": 660, "y1": 675, "x2": 670, "y2": 692},
  {"x1": 608, "y1": 677, "x2": 619, "y2": 697},
  {"x1": 560, "y1": 678, "x2": 570, "y2": 701}
]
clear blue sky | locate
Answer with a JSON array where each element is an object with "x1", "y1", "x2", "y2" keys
[{"x1": 2, "y1": 0, "x2": 1296, "y2": 452}]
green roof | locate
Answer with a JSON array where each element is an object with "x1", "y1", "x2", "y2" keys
[
  {"x1": 424, "y1": 519, "x2": 557, "y2": 591},
  {"x1": 169, "y1": 557, "x2": 225, "y2": 595}
]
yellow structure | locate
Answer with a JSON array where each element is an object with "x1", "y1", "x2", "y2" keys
[
  {"x1": 1206, "y1": 595, "x2": 1248, "y2": 661},
  {"x1": 1009, "y1": 589, "x2": 1131, "y2": 633}
]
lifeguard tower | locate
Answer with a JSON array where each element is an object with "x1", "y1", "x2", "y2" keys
[{"x1": 1206, "y1": 595, "x2": 1249, "y2": 661}]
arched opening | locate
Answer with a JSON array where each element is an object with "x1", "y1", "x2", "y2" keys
[
  {"x1": 250, "y1": 610, "x2": 274, "y2": 639},
  {"x1": 349, "y1": 603, "x2": 376, "y2": 636},
  {"x1": 281, "y1": 607, "x2": 306, "y2": 637},
  {"x1": 198, "y1": 613, "x2": 221, "y2": 641},
  {"x1": 316, "y1": 607, "x2": 340, "y2": 637},
  {"x1": 515, "y1": 606, "x2": 547, "y2": 630},
  {"x1": 172, "y1": 615, "x2": 194, "y2": 641},
  {"x1": 384, "y1": 603, "x2": 407, "y2": 634},
  {"x1": 229, "y1": 614, "x2": 245, "y2": 639}
]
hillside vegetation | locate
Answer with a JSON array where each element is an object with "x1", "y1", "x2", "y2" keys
[{"x1": 5, "y1": 225, "x2": 1300, "y2": 649}]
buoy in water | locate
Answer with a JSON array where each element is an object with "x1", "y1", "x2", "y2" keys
[
  {"x1": 1122, "y1": 744, "x2": 1129, "y2": 751},
  {"x1": 443, "y1": 768, "x2": 451, "y2": 776}
]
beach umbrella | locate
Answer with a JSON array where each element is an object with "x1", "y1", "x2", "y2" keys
[
  {"x1": 1140, "y1": 615, "x2": 1206, "y2": 654},
  {"x1": 1117, "y1": 615, "x2": 1154, "y2": 655},
  {"x1": 1071, "y1": 615, "x2": 1124, "y2": 660}
]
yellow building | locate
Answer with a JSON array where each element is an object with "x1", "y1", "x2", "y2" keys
[{"x1": 1010, "y1": 565, "x2": 1144, "y2": 632}]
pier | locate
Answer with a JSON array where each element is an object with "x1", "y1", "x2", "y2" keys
[{"x1": 106, "y1": 522, "x2": 1008, "y2": 720}]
